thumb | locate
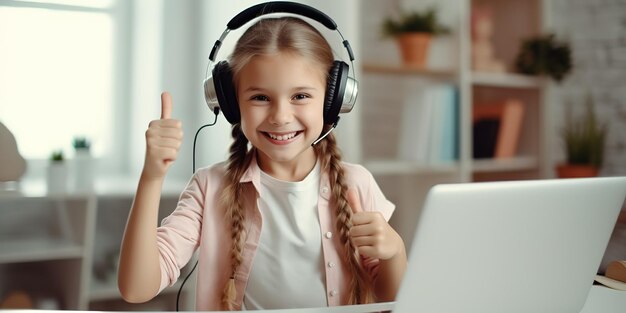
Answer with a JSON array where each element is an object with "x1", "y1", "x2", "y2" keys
[
  {"x1": 347, "y1": 189, "x2": 364, "y2": 215},
  {"x1": 160, "y1": 91, "x2": 172, "y2": 119}
]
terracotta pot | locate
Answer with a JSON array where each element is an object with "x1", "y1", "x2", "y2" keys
[
  {"x1": 556, "y1": 164, "x2": 599, "y2": 178},
  {"x1": 396, "y1": 33, "x2": 432, "y2": 67}
]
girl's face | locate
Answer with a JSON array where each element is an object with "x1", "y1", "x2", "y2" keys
[{"x1": 237, "y1": 52, "x2": 326, "y2": 179}]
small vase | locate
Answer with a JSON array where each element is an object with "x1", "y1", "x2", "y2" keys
[
  {"x1": 46, "y1": 162, "x2": 67, "y2": 194},
  {"x1": 73, "y1": 149, "x2": 94, "y2": 193},
  {"x1": 556, "y1": 164, "x2": 599, "y2": 178},
  {"x1": 396, "y1": 32, "x2": 432, "y2": 67}
]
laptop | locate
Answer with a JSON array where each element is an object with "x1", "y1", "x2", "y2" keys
[{"x1": 393, "y1": 177, "x2": 626, "y2": 313}]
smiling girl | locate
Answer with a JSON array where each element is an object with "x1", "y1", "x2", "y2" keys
[{"x1": 118, "y1": 5, "x2": 406, "y2": 311}]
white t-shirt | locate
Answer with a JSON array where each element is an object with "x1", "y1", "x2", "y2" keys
[{"x1": 243, "y1": 162, "x2": 327, "y2": 309}]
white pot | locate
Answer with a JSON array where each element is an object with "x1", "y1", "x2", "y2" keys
[
  {"x1": 46, "y1": 162, "x2": 67, "y2": 194},
  {"x1": 73, "y1": 149, "x2": 94, "y2": 193}
]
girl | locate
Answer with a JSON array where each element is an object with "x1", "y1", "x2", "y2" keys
[{"x1": 118, "y1": 14, "x2": 407, "y2": 311}]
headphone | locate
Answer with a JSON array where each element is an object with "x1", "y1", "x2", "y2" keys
[{"x1": 202, "y1": 1, "x2": 358, "y2": 126}]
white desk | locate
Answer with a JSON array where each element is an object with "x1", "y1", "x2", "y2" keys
[
  {"x1": 579, "y1": 285, "x2": 626, "y2": 313},
  {"x1": 1, "y1": 286, "x2": 623, "y2": 313}
]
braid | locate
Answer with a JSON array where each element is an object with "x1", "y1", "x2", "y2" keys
[
  {"x1": 316, "y1": 127, "x2": 376, "y2": 304},
  {"x1": 220, "y1": 124, "x2": 253, "y2": 310}
]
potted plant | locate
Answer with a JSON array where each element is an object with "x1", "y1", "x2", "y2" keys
[
  {"x1": 556, "y1": 95, "x2": 608, "y2": 178},
  {"x1": 47, "y1": 150, "x2": 67, "y2": 194},
  {"x1": 72, "y1": 136, "x2": 94, "y2": 192},
  {"x1": 515, "y1": 33, "x2": 572, "y2": 82},
  {"x1": 382, "y1": 7, "x2": 450, "y2": 67},
  {"x1": 72, "y1": 136, "x2": 91, "y2": 151}
]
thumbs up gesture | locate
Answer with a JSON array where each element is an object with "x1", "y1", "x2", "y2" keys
[
  {"x1": 142, "y1": 92, "x2": 183, "y2": 180},
  {"x1": 348, "y1": 189, "x2": 404, "y2": 261}
]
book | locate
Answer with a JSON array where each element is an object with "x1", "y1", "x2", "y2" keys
[
  {"x1": 428, "y1": 84, "x2": 458, "y2": 164},
  {"x1": 398, "y1": 83, "x2": 458, "y2": 165},
  {"x1": 473, "y1": 118, "x2": 500, "y2": 158},
  {"x1": 398, "y1": 83, "x2": 435, "y2": 164},
  {"x1": 472, "y1": 99, "x2": 525, "y2": 159},
  {"x1": 495, "y1": 99, "x2": 525, "y2": 158}
]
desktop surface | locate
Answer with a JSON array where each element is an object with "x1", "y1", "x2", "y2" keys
[{"x1": 0, "y1": 287, "x2": 624, "y2": 312}]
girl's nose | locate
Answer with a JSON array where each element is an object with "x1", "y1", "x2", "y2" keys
[{"x1": 268, "y1": 99, "x2": 293, "y2": 125}]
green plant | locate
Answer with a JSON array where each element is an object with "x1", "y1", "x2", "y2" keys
[
  {"x1": 50, "y1": 150, "x2": 64, "y2": 162},
  {"x1": 515, "y1": 33, "x2": 572, "y2": 82},
  {"x1": 561, "y1": 95, "x2": 607, "y2": 168},
  {"x1": 73, "y1": 136, "x2": 91, "y2": 150},
  {"x1": 381, "y1": 7, "x2": 450, "y2": 37}
]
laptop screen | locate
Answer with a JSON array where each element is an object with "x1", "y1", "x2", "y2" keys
[{"x1": 393, "y1": 177, "x2": 626, "y2": 313}]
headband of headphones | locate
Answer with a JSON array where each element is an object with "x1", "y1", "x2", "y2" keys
[
  {"x1": 209, "y1": 1, "x2": 349, "y2": 61},
  {"x1": 203, "y1": 1, "x2": 358, "y2": 124}
]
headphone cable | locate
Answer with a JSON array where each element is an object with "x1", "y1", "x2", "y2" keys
[{"x1": 176, "y1": 109, "x2": 218, "y2": 311}]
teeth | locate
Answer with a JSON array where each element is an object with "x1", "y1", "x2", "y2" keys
[{"x1": 267, "y1": 132, "x2": 297, "y2": 141}]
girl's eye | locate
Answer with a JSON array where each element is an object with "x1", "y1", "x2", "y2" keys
[
  {"x1": 250, "y1": 95, "x2": 269, "y2": 102},
  {"x1": 292, "y1": 93, "x2": 311, "y2": 101}
]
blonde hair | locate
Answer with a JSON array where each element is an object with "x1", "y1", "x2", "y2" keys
[{"x1": 219, "y1": 17, "x2": 374, "y2": 310}]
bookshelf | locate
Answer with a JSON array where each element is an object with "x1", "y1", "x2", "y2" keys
[
  {"x1": 0, "y1": 179, "x2": 195, "y2": 311},
  {"x1": 359, "y1": 0, "x2": 550, "y2": 249},
  {"x1": 0, "y1": 191, "x2": 96, "y2": 310}
]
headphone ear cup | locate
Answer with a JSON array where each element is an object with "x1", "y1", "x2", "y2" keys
[
  {"x1": 324, "y1": 61, "x2": 349, "y2": 125},
  {"x1": 212, "y1": 61, "x2": 240, "y2": 124}
]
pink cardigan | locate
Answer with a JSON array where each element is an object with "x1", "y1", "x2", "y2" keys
[{"x1": 156, "y1": 156, "x2": 395, "y2": 310}]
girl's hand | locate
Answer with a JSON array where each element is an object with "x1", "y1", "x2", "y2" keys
[
  {"x1": 348, "y1": 189, "x2": 404, "y2": 261},
  {"x1": 142, "y1": 92, "x2": 183, "y2": 180}
]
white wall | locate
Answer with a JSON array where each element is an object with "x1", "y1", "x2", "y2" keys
[
  {"x1": 129, "y1": 0, "x2": 234, "y2": 182},
  {"x1": 129, "y1": 0, "x2": 164, "y2": 177}
]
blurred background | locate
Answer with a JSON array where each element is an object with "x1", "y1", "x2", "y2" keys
[{"x1": 0, "y1": 0, "x2": 625, "y2": 310}]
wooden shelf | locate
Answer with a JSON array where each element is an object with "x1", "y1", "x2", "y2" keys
[
  {"x1": 3, "y1": 177, "x2": 187, "y2": 199},
  {"x1": 363, "y1": 63, "x2": 458, "y2": 81},
  {"x1": 472, "y1": 156, "x2": 539, "y2": 173},
  {"x1": 471, "y1": 71, "x2": 546, "y2": 89},
  {"x1": 0, "y1": 238, "x2": 84, "y2": 264},
  {"x1": 0, "y1": 187, "x2": 94, "y2": 200},
  {"x1": 364, "y1": 159, "x2": 459, "y2": 176}
]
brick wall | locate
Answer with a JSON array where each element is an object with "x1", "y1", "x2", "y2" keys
[{"x1": 550, "y1": 0, "x2": 626, "y2": 176}]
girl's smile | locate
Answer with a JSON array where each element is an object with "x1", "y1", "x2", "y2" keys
[{"x1": 262, "y1": 131, "x2": 303, "y2": 144}]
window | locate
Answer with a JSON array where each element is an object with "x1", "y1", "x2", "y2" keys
[{"x1": 0, "y1": 0, "x2": 128, "y2": 175}]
